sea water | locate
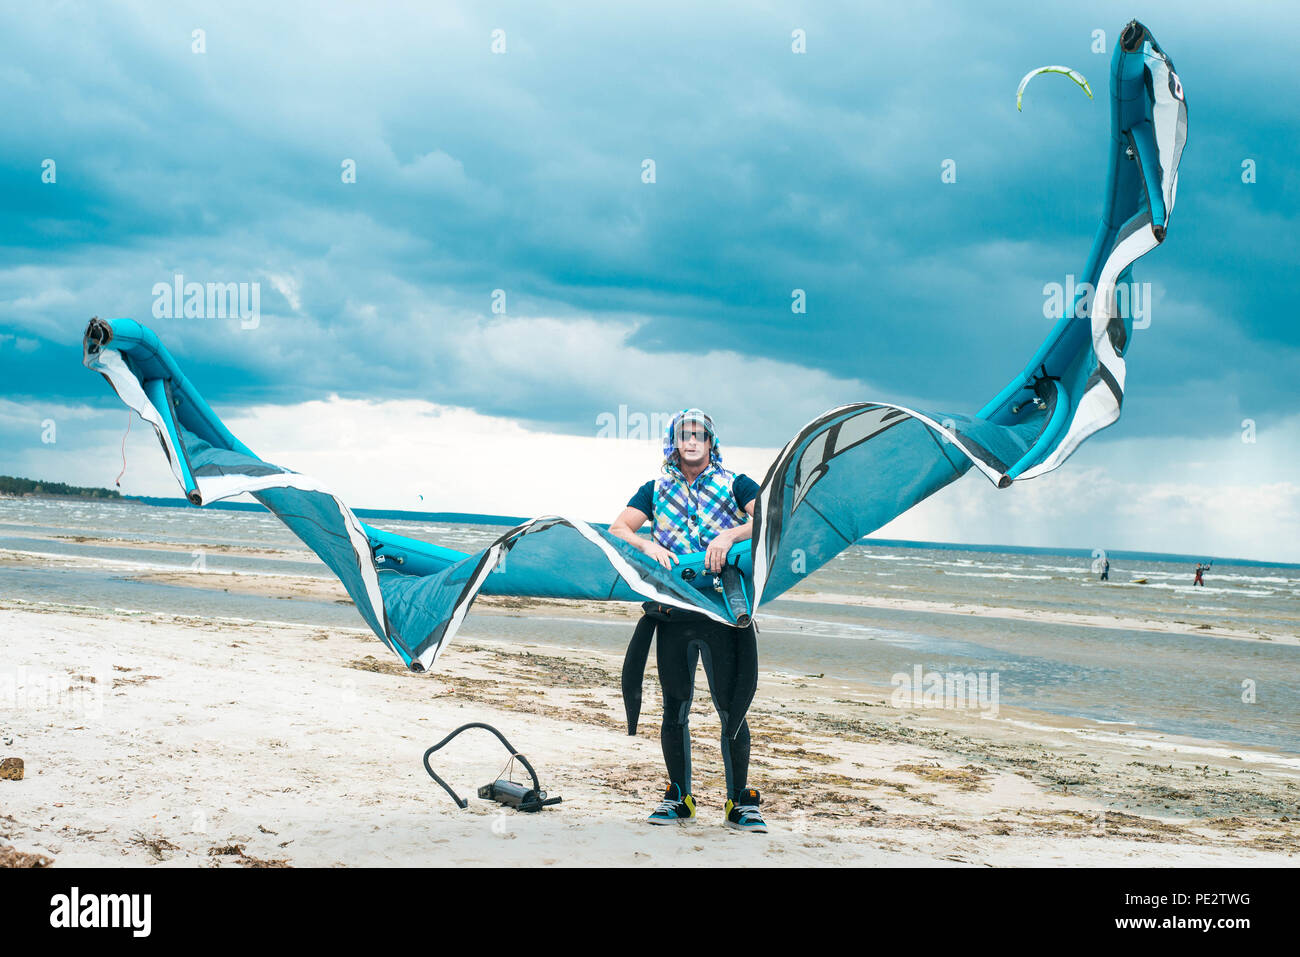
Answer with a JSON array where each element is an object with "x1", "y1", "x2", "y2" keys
[{"x1": 3, "y1": 496, "x2": 1297, "y2": 753}]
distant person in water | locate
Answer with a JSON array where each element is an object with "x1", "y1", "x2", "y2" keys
[
  {"x1": 1100, "y1": 558, "x2": 1110, "y2": 581},
  {"x1": 1193, "y1": 562, "x2": 1210, "y2": 586}
]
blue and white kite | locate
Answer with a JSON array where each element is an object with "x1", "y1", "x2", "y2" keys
[{"x1": 81, "y1": 21, "x2": 1186, "y2": 672}]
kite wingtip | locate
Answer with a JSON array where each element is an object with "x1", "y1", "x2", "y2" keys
[
  {"x1": 85, "y1": 316, "x2": 113, "y2": 350},
  {"x1": 1121, "y1": 20, "x2": 1145, "y2": 53}
]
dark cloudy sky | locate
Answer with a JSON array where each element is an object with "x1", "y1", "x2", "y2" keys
[{"x1": 2, "y1": 1, "x2": 1297, "y2": 560}]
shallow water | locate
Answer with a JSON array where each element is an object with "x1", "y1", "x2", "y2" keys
[{"x1": 3, "y1": 497, "x2": 1297, "y2": 753}]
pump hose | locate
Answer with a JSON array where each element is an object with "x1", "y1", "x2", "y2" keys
[{"x1": 422, "y1": 722, "x2": 543, "y2": 809}]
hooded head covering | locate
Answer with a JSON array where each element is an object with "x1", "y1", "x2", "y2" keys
[
  {"x1": 653, "y1": 408, "x2": 744, "y2": 554},
  {"x1": 663, "y1": 408, "x2": 722, "y2": 474}
]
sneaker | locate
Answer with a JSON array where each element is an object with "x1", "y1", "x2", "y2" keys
[
  {"x1": 647, "y1": 783, "x2": 697, "y2": 825},
  {"x1": 725, "y1": 788, "x2": 768, "y2": 833}
]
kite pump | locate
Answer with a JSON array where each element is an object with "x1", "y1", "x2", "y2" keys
[{"x1": 422, "y1": 723, "x2": 562, "y2": 813}]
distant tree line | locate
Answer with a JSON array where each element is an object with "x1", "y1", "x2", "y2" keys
[{"x1": 0, "y1": 475, "x2": 121, "y2": 499}]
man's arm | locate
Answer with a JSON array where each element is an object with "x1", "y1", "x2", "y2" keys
[
  {"x1": 609, "y1": 506, "x2": 679, "y2": 569},
  {"x1": 704, "y1": 500, "x2": 755, "y2": 573},
  {"x1": 733, "y1": 500, "x2": 756, "y2": 540},
  {"x1": 608, "y1": 506, "x2": 650, "y2": 548}
]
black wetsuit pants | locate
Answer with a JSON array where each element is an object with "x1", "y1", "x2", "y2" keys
[{"x1": 656, "y1": 615, "x2": 752, "y2": 802}]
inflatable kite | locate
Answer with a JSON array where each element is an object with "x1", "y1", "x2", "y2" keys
[
  {"x1": 81, "y1": 21, "x2": 1186, "y2": 673},
  {"x1": 1016, "y1": 65, "x2": 1094, "y2": 111}
]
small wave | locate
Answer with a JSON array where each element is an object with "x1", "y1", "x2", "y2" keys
[
  {"x1": 1134, "y1": 582, "x2": 1275, "y2": 598},
  {"x1": 941, "y1": 571, "x2": 1053, "y2": 580}
]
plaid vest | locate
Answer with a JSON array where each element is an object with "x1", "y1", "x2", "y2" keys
[{"x1": 652, "y1": 464, "x2": 747, "y2": 554}]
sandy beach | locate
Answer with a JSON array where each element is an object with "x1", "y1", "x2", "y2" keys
[{"x1": 3, "y1": 587, "x2": 1297, "y2": 867}]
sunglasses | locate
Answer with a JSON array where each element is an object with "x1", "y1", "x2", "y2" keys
[{"x1": 676, "y1": 427, "x2": 712, "y2": 444}]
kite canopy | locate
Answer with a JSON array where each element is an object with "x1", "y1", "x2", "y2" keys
[
  {"x1": 81, "y1": 20, "x2": 1186, "y2": 671},
  {"x1": 1016, "y1": 64, "x2": 1094, "y2": 111}
]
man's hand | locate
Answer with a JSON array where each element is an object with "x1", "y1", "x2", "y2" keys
[
  {"x1": 642, "y1": 541, "x2": 680, "y2": 571},
  {"x1": 704, "y1": 528, "x2": 736, "y2": 574}
]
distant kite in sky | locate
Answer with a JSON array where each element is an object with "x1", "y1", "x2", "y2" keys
[{"x1": 1017, "y1": 64, "x2": 1094, "y2": 111}]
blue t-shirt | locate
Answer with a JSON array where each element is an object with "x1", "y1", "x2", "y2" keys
[{"x1": 627, "y1": 473, "x2": 759, "y2": 518}]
